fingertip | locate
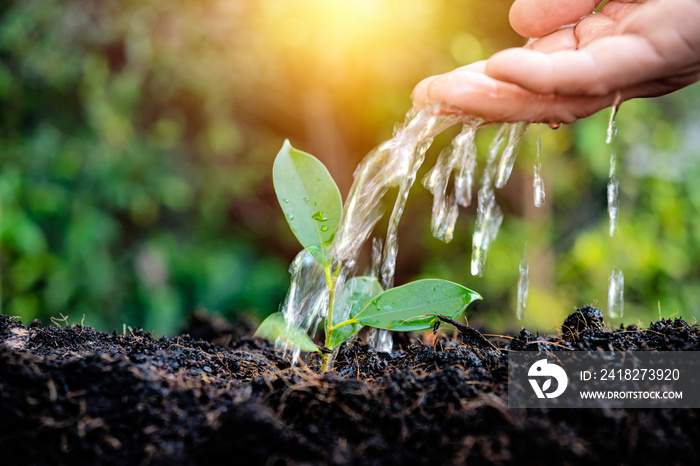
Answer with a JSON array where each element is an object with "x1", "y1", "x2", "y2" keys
[
  {"x1": 509, "y1": 0, "x2": 541, "y2": 38},
  {"x1": 411, "y1": 76, "x2": 436, "y2": 107},
  {"x1": 509, "y1": 0, "x2": 603, "y2": 38}
]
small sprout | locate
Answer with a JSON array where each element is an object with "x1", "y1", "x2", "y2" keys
[{"x1": 257, "y1": 141, "x2": 482, "y2": 371}]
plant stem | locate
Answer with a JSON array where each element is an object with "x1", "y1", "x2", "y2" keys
[{"x1": 321, "y1": 264, "x2": 341, "y2": 372}]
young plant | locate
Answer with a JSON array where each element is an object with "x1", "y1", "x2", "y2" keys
[{"x1": 255, "y1": 140, "x2": 481, "y2": 370}]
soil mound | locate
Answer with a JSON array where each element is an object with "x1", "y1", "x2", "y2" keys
[{"x1": 1, "y1": 310, "x2": 698, "y2": 465}]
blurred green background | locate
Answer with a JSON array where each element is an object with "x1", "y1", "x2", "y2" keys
[{"x1": 2, "y1": 0, "x2": 699, "y2": 335}]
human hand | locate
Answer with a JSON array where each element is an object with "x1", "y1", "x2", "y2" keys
[{"x1": 412, "y1": 0, "x2": 700, "y2": 125}]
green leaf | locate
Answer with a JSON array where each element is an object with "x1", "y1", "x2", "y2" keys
[
  {"x1": 254, "y1": 312, "x2": 321, "y2": 354},
  {"x1": 352, "y1": 279, "x2": 481, "y2": 331},
  {"x1": 273, "y1": 140, "x2": 343, "y2": 267},
  {"x1": 328, "y1": 276, "x2": 383, "y2": 349}
]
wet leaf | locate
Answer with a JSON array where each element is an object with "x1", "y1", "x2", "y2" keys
[
  {"x1": 328, "y1": 276, "x2": 383, "y2": 349},
  {"x1": 254, "y1": 312, "x2": 320, "y2": 354},
  {"x1": 353, "y1": 279, "x2": 481, "y2": 331},
  {"x1": 273, "y1": 140, "x2": 342, "y2": 267}
]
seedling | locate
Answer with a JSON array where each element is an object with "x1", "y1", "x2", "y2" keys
[{"x1": 255, "y1": 140, "x2": 481, "y2": 370}]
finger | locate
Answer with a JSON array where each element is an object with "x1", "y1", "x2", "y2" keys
[
  {"x1": 452, "y1": 60, "x2": 488, "y2": 73},
  {"x1": 412, "y1": 61, "x2": 486, "y2": 102},
  {"x1": 510, "y1": 0, "x2": 604, "y2": 38},
  {"x1": 485, "y1": 34, "x2": 667, "y2": 96},
  {"x1": 411, "y1": 69, "x2": 619, "y2": 124},
  {"x1": 524, "y1": 11, "x2": 617, "y2": 53}
]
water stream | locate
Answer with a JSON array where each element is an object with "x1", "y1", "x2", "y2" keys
[
  {"x1": 470, "y1": 123, "x2": 527, "y2": 276},
  {"x1": 607, "y1": 97, "x2": 622, "y2": 237},
  {"x1": 606, "y1": 101, "x2": 624, "y2": 318},
  {"x1": 533, "y1": 138, "x2": 545, "y2": 208},
  {"x1": 422, "y1": 120, "x2": 480, "y2": 243}
]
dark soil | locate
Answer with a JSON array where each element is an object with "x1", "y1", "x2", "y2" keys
[{"x1": 1, "y1": 307, "x2": 699, "y2": 465}]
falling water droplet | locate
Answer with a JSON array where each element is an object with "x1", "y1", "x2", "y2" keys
[
  {"x1": 607, "y1": 173, "x2": 620, "y2": 237},
  {"x1": 495, "y1": 122, "x2": 528, "y2": 189},
  {"x1": 312, "y1": 211, "x2": 331, "y2": 222},
  {"x1": 606, "y1": 96, "x2": 621, "y2": 145},
  {"x1": 607, "y1": 146, "x2": 620, "y2": 237},
  {"x1": 283, "y1": 198, "x2": 290, "y2": 204},
  {"x1": 321, "y1": 225, "x2": 329, "y2": 232},
  {"x1": 516, "y1": 248, "x2": 529, "y2": 320},
  {"x1": 533, "y1": 138, "x2": 545, "y2": 208},
  {"x1": 287, "y1": 214, "x2": 294, "y2": 221},
  {"x1": 608, "y1": 266, "x2": 624, "y2": 318}
]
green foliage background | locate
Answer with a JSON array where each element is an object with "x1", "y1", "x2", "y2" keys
[{"x1": 2, "y1": 0, "x2": 699, "y2": 334}]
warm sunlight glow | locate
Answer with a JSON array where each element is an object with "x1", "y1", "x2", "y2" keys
[
  {"x1": 256, "y1": 0, "x2": 438, "y2": 82},
  {"x1": 263, "y1": 0, "x2": 434, "y2": 50}
]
